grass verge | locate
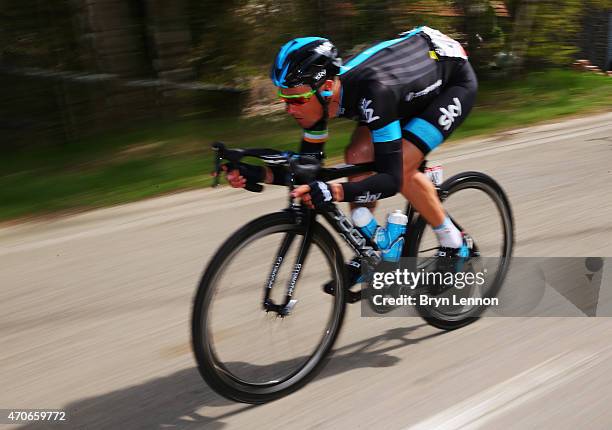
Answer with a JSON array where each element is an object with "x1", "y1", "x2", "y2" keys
[{"x1": 1, "y1": 69, "x2": 610, "y2": 222}]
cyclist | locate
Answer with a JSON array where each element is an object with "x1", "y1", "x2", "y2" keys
[{"x1": 226, "y1": 26, "x2": 477, "y2": 279}]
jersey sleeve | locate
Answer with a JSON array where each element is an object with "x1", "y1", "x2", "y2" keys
[{"x1": 341, "y1": 82, "x2": 404, "y2": 203}]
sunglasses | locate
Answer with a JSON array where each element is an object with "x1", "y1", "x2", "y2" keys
[{"x1": 277, "y1": 89, "x2": 316, "y2": 105}]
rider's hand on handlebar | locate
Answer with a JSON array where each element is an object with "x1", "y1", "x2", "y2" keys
[
  {"x1": 291, "y1": 181, "x2": 344, "y2": 210},
  {"x1": 222, "y1": 165, "x2": 245, "y2": 189},
  {"x1": 221, "y1": 162, "x2": 267, "y2": 189}
]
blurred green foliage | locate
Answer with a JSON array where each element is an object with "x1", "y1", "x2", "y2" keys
[
  {"x1": 507, "y1": 0, "x2": 611, "y2": 69},
  {"x1": 2, "y1": 0, "x2": 609, "y2": 82},
  {"x1": 0, "y1": 0, "x2": 609, "y2": 152},
  {"x1": 186, "y1": 0, "x2": 611, "y2": 84},
  {"x1": 1, "y1": 69, "x2": 609, "y2": 222}
]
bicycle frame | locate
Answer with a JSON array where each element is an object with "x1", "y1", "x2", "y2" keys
[{"x1": 262, "y1": 166, "x2": 448, "y2": 316}]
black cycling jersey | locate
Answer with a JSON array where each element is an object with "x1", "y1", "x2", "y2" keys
[
  {"x1": 298, "y1": 26, "x2": 478, "y2": 203},
  {"x1": 339, "y1": 29, "x2": 443, "y2": 130}
]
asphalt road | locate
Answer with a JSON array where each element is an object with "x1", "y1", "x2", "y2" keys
[{"x1": 1, "y1": 112, "x2": 611, "y2": 429}]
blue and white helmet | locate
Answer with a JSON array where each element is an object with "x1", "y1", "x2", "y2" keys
[{"x1": 271, "y1": 37, "x2": 341, "y2": 88}]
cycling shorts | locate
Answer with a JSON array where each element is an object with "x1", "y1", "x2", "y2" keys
[{"x1": 401, "y1": 60, "x2": 478, "y2": 155}]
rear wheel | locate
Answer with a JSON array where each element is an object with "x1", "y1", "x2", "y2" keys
[
  {"x1": 192, "y1": 211, "x2": 346, "y2": 403},
  {"x1": 407, "y1": 172, "x2": 514, "y2": 330}
]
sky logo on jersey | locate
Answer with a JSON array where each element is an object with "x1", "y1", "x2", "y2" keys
[
  {"x1": 360, "y1": 98, "x2": 380, "y2": 124},
  {"x1": 438, "y1": 97, "x2": 462, "y2": 131},
  {"x1": 355, "y1": 191, "x2": 381, "y2": 203}
]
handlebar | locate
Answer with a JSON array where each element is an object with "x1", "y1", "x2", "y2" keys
[
  {"x1": 211, "y1": 141, "x2": 377, "y2": 192},
  {"x1": 212, "y1": 142, "x2": 281, "y2": 192}
]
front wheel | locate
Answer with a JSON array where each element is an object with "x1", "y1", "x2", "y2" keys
[
  {"x1": 406, "y1": 172, "x2": 514, "y2": 330},
  {"x1": 192, "y1": 211, "x2": 346, "y2": 404}
]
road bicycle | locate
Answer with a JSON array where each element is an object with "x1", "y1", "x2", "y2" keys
[{"x1": 192, "y1": 142, "x2": 514, "y2": 403}]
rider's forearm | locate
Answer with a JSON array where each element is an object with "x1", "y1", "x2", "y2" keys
[
  {"x1": 340, "y1": 172, "x2": 401, "y2": 202},
  {"x1": 340, "y1": 140, "x2": 403, "y2": 202},
  {"x1": 264, "y1": 167, "x2": 274, "y2": 184},
  {"x1": 264, "y1": 165, "x2": 291, "y2": 186}
]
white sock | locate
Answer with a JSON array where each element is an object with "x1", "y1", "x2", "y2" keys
[{"x1": 433, "y1": 216, "x2": 463, "y2": 248}]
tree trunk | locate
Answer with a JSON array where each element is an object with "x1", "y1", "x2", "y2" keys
[{"x1": 510, "y1": 0, "x2": 539, "y2": 72}]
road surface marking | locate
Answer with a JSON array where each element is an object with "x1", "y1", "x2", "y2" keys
[{"x1": 405, "y1": 349, "x2": 609, "y2": 430}]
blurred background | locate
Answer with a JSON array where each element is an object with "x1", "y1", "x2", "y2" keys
[
  {"x1": 0, "y1": 0, "x2": 611, "y2": 221},
  {"x1": 2, "y1": 3, "x2": 612, "y2": 427}
]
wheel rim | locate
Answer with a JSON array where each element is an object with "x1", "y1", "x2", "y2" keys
[
  {"x1": 416, "y1": 179, "x2": 513, "y2": 320},
  {"x1": 197, "y1": 223, "x2": 344, "y2": 391}
]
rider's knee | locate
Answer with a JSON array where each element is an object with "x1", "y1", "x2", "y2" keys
[{"x1": 403, "y1": 170, "x2": 420, "y2": 188}]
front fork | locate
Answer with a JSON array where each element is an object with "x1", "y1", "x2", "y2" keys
[
  {"x1": 262, "y1": 208, "x2": 315, "y2": 316},
  {"x1": 262, "y1": 203, "x2": 385, "y2": 315}
]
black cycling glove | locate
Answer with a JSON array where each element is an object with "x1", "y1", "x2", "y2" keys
[
  {"x1": 308, "y1": 181, "x2": 335, "y2": 211},
  {"x1": 226, "y1": 162, "x2": 266, "y2": 184}
]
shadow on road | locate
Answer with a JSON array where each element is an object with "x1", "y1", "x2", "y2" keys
[
  {"x1": 15, "y1": 367, "x2": 249, "y2": 430},
  {"x1": 324, "y1": 324, "x2": 445, "y2": 376},
  {"x1": 16, "y1": 323, "x2": 444, "y2": 429}
]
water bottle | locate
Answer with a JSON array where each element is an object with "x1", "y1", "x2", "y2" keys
[
  {"x1": 351, "y1": 207, "x2": 380, "y2": 240},
  {"x1": 381, "y1": 210, "x2": 408, "y2": 262}
]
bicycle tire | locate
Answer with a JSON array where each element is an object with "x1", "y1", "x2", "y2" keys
[
  {"x1": 406, "y1": 172, "x2": 514, "y2": 330},
  {"x1": 192, "y1": 211, "x2": 346, "y2": 403}
]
